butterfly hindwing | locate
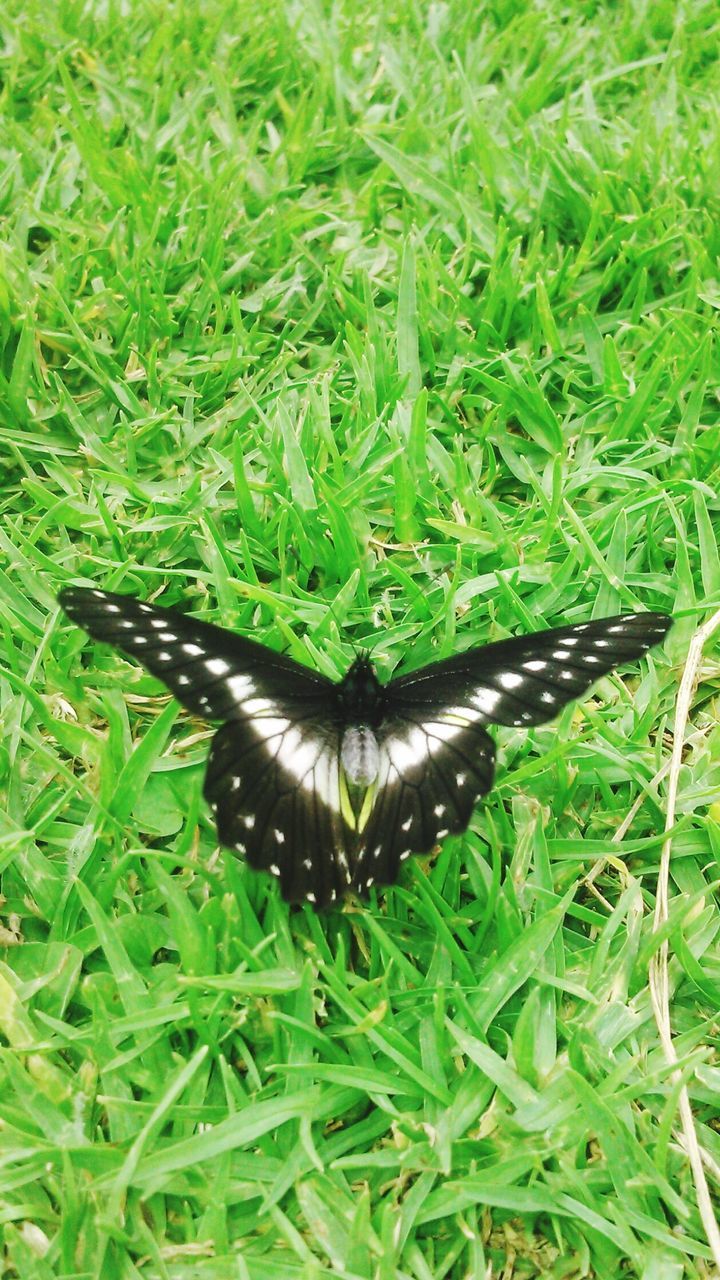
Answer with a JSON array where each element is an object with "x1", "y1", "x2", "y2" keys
[
  {"x1": 353, "y1": 710, "x2": 495, "y2": 895},
  {"x1": 205, "y1": 720, "x2": 352, "y2": 906}
]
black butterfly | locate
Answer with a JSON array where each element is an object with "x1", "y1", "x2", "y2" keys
[{"x1": 59, "y1": 587, "x2": 671, "y2": 907}]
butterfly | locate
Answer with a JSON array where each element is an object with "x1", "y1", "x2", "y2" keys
[{"x1": 58, "y1": 587, "x2": 672, "y2": 907}]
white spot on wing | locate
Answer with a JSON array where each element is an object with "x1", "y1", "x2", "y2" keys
[
  {"x1": 271, "y1": 728, "x2": 340, "y2": 811},
  {"x1": 540, "y1": 691, "x2": 556, "y2": 704},
  {"x1": 434, "y1": 804, "x2": 446, "y2": 816},
  {"x1": 401, "y1": 816, "x2": 412, "y2": 831},
  {"x1": 524, "y1": 660, "x2": 547, "y2": 672},
  {"x1": 425, "y1": 720, "x2": 465, "y2": 744},
  {"x1": 499, "y1": 672, "x2": 523, "y2": 690},
  {"x1": 473, "y1": 687, "x2": 502, "y2": 715},
  {"x1": 252, "y1": 716, "x2": 291, "y2": 738},
  {"x1": 287, "y1": 738, "x2": 320, "y2": 777},
  {"x1": 387, "y1": 726, "x2": 431, "y2": 773},
  {"x1": 105, "y1": 604, "x2": 120, "y2": 613},
  {"x1": 182, "y1": 643, "x2": 204, "y2": 657},
  {"x1": 206, "y1": 657, "x2": 230, "y2": 676},
  {"x1": 228, "y1": 676, "x2": 256, "y2": 701},
  {"x1": 243, "y1": 815, "x2": 255, "y2": 829},
  {"x1": 243, "y1": 696, "x2": 272, "y2": 714},
  {"x1": 311, "y1": 747, "x2": 341, "y2": 809}
]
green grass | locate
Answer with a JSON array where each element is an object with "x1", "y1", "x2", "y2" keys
[{"x1": 1, "y1": 0, "x2": 719, "y2": 1276}]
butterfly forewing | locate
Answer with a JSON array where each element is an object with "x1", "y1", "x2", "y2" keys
[
  {"x1": 388, "y1": 613, "x2": 672, "y2": 728},
  {"x1": 59, "y1": 587, "x2": 333, "y2": 721}
]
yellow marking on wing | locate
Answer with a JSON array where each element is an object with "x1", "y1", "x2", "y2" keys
[
  {"x1": 441, "y1": 711, "x2": 473, "y2": 727},
  {"x1": 339, "y1": 771, "x2": 358, "y2": 829},
  {"x1": 339, "y1": 770, "x2": 376, "y2": 833},
  {"x1": 356, "y1": 784, "x2": 376, "y2": 833}
]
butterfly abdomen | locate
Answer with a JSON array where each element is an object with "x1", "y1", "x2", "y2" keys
[{"x1": 341, "y1": 726, "x2": 380, "y2": 786}]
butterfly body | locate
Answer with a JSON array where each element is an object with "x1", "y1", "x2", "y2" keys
[
  {"x1": 59, "y1": 587, "x2": 672, "y2": 907},
  {"x1": 340, "y1": 725, "x2": 381, "y2": 787},
  {"x1": 335, "y1": 656, "x2": 385, "y2": 785}
]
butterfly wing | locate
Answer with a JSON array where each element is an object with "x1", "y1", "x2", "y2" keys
[
  {"x1": 352, "y1": 710, "x2": 495, "y2": 896},
  {"x1": 352, "y1": 612, "x2": 672, "y2": 894},
  {"x1": 387, "y1": 612, "x2": 672, "y2": 726},
  {"x1": 205, "y1": 721, "x2": 353, "y2": 906},
  {"x1": 60, "y1": 587, "x2": 353, "y2": 905},
  {"x1": 59, "y1": 587, "x2": 333, "y2": 719}
]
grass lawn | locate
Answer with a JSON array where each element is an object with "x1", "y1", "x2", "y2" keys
[{"x1": 1, "y1": 1, "x2": 719, "y2": 1276}]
